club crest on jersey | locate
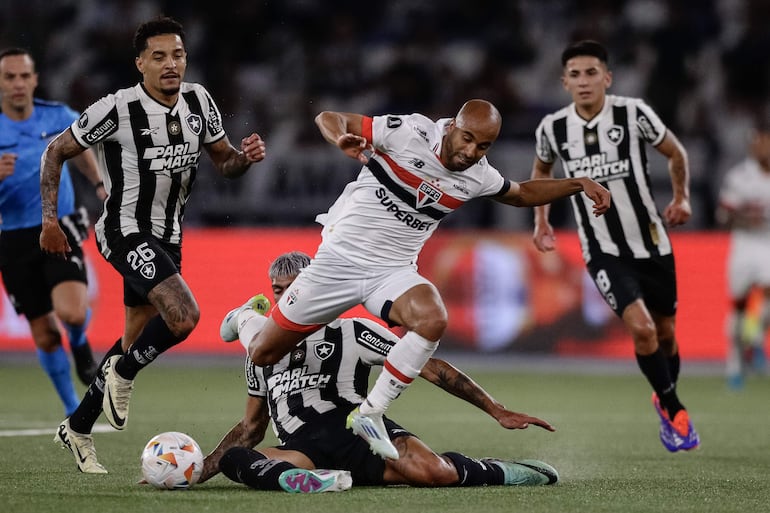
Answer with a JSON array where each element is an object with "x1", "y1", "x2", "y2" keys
[
  {"x1": 313, "y1": 341, "x2": 335, "y2": 361},
  {"x1": 286, "y1": 289, "x2": 298, "y2": 306},
  {"x1": 168, "y1": 120, "x2": 182, "y2": 136},
  {"x1": 186, "y1": 113, "x2": 202, "y2": 136},
  {"x1": 416, "y1": 181, "x2": 442, "y2": 208},
  {"x1": 140, "y1": 262, "x2": 156, "y2": 280},
  {"x1": 605, "y1": 125, "x2": 624, "y2": 145}
]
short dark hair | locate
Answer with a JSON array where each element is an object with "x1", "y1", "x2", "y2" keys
[
  {"x1": 133, "y1": 16, "x2": 186, "y2": 56},
  {"x1": 0, "y1": 47, "x2": 34, "y2": 65},
  {"x1": 561, "y1": 40, "x2": 608, "y2": 67}
]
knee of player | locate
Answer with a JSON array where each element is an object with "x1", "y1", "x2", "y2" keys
[
  {"x1": 626, "y1": 317, "x2": 656, "y2": 345},
  {"x1": 168, "y1": 309, "x2": 200, "y2": 339},
  {"x1": 248, "y1": 341, "x2": 280, "y2": 366},
  {"x1": 32, "y1": 328, "x2": 62, "y2": 351},
  {"x1": 411, "y1": 315, "x2": 447, "y2": 341}
]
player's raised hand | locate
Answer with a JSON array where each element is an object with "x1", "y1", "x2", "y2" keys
[
  {"x1": 241, "y1": 133, "x2": 266, "y2": 163},
  {"x1": 336, "y1": 133, "x2": 371, "y2": 163}
]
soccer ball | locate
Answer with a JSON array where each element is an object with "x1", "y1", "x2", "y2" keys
[{"x1": 140, "y1": 431, "x2": 203, "y2": 490}]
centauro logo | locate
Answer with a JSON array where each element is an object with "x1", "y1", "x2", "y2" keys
[
  {"x1": 566, "y1": 153, "x2": 630, "y2": 182},
  {"x1": 142, "y1": 143, "x2": 201, "y2": 172},
  {"x1": 267, "y1": 366, "x2": 332, "y2": 397}
]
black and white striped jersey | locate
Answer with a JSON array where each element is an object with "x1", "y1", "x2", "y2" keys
[
  {"x1": 69, "y1": 82, "x2": 225, "y2": 256},
  {"x1": 535, "y1": 94, "x2": 672, "y2": 262},
  {"x1": 244, "y1": 317, "x2": 397, "y2": 443}
]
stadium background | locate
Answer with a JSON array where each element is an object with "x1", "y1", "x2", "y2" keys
[{"x1": 1, "y1": 0, "x2": 768, "y2": 360}]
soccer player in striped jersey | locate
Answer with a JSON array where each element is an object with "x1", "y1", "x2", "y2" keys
[
  {"x1": 716, "y1": 122, "x2": 770, "y2": 388},
  {"x1": 0, "y1": 47, "x2": 104, "y2": 416},
  {"x1": 531, "y1": 40, "x2": 699, "y2": 452},
  {"x1": 41, "y1": 16, "x2": 266, "y2": 473},
  {"x1": 202, "y1": 251, "x2": 559, "y2": 492},
  {"x1": 240, "y1": 99, "x2": 610, "y2": 460}
]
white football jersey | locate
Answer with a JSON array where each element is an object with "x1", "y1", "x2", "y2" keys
[
  {"x1": 316, "y1": 113, "x2": 507, "y2": 269},
  {"x1": 70, "y1": 82, "x2": 225, "y2": 253},
  {"x1": 719, "y1": 157, "x2": 770, "y2": 239}
]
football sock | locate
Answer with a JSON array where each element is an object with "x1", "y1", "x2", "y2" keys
[
  {"x1": 69, "y1": 339, "x2": 123, "y2": 434},
  {"x1": 219, "y1": 447, "x2": 296, "y2": 490},
  {"x1": 115, "y1": 315, "x2": 186, "y2": 380},
  {"x1": 667, "y1": 351, "x2": 681, "y2": 383},
  {"x1": 237, "y1": 309, "x2": 268, "y2": 352},
  {"x1": 63, "y1": 307, "x2": 91, "y2": 348},
  {"x1": 37, "y1": 346, "x2": 79, "y2": 416},
  {"x1": 636, "y1": 348, "x2": 684, "y2": 417},
  {"x1": 360, "y1": 331, "x2": 438, "y2": 414},
  {"x1": 442, "y1": 452, "x2": 504, "y2": 486}
]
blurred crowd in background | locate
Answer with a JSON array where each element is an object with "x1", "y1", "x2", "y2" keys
[{"x1": 3, "y1": 0, "x2": 769, "y2": 231}]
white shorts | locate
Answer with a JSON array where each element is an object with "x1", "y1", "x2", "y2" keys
[
  {"x1": 274, "y1": 249, "x2": 432, "y2": 330},
  {"x1": 727, "y1": 236, "x2": 770, "y2": 299}
]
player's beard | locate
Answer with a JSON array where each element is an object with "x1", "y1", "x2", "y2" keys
[{"x1": 160, "y1": 85, "x2": 180, "y2": 96}]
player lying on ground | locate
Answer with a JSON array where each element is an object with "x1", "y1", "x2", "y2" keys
[{"x1": 200, "y1": 251, "x2": 559, "y2": 492}]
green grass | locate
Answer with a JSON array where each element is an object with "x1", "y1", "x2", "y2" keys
[{"x1": 1, "y1": 357, "x2": 768, "y2": 513}]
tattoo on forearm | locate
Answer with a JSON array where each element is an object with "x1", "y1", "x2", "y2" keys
[{"x1": 436, "y1": 366, "x2": 486, "y2": 408}]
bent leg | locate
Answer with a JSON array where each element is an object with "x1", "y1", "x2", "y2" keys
[{"x1": 29, "y1": 313, "x2": 79, "y2": 415}]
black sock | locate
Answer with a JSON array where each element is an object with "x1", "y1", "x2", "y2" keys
[
  {"x1": 69, "y1": 339, "x2": 124, "y2": 434},
  {"x1": 636, "y1": 348, "x2": 684, "y2": 417},
  {"x1": 441, "y1": 452, "x2": 504, "y2": 486},
  {"x1": 219, "y1": 447, "x2": 296, "y2": 490},
  {"x1": 668, "y1": 352, "x2": 681, "y2": 383},
  {"x1": 115, "y1": 315, "x2": 185, "y2": 380}
]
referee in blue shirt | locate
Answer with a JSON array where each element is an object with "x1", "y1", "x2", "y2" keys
[{"x1": 0, "y1": 48, "x2": 106, "y2": 416}]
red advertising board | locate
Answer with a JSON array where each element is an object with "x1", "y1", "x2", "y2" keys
[{"x1": 0, "y1": 228, "x2": 743, "y2": 361}]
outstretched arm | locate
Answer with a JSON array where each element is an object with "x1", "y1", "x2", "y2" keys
[
  {"x1": 495, "y1": 173, "x2": 610, "y2": 216},
  {"x1": 205, "y1": 133, "x2": 266, "y2": 179},
  {"x1": 315, "y1": 111, "x2": 371, "y2": 163},
  {"x1": 531, "y1": 157, "x2": 557, "y2": 252},
  {"x1": 40, "y1": 130, "x2": 87, "y2": 257},
  {"x1": 655, "y1": 131, "x2": 691, "y2": 227},
  {"x1": 419, "y1": 358, "x2": 555, "y2": 432},
  {"x1": 198, "y1": 396, "x2": 270, "y2": 483}
]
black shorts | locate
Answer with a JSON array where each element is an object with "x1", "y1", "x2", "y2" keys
[
  {"x1": 586, "y1": 253, "x2": 677, "y2": 317},
  {"x1": 0, "y1": 222, "x2": 87, "y2": 319},
  {"x1": 278, "y1": 409, "x2": 414, "y2": 485},
  {"x1": 101, "y1": 232, "x2": 181, "y2": 307}
]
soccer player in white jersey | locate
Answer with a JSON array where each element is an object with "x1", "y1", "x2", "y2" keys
[
  {"x1": 232, "y1": 99, "x2": 610, "y2": 460},
  {"x1": 40, "y1": 16, "x2": 266, "y2": 474},
  {"x1": 206, "y1": 251, "x2": 558, "y2": 492},
  {"x1": 717, "y1": 122, "x2": 770, "y2": 388},
  {"x1": 531, "y1": 40, "x2": 699, "y2": 452}
]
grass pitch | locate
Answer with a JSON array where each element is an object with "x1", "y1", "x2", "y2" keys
[{"x1": 1, "y1": 355, "x2": 767, "y2": 513}]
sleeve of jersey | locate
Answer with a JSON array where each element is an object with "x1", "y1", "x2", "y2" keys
[
  {"x1": 534, "y1": 119, "x2": 556, "y2": 163},
  {"x1": 70, "y1": 95, "x2": 119, "y2": 148},
  {"x1": 201, "y1": 88, "x2": 226, "y2": 144},
  {"x1": 349, "y1": 318, "x2": 398, "y2": 365},
  {"x1": 244, "y1": 356, "x2": 267, "y2": 398},
  {"x1": 635, "y1": 100, "x2": 667, "y2": 146}
]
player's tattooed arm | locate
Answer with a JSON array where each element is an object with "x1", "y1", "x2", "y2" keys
[
  {"x1": 206, "y1": 133, "x2": 265, "y2": 178},
  {"x1": 420, "y1": 358, "x2": 555, "y2": 432},
  {"x1": 40, "y1": 130, "x2": 85, "y2": 223}
]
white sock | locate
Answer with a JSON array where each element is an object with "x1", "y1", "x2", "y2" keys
[
  {"x1": 360, "y1": 331, "x2": 438, "y2": 415},
  {"x1": 237, "y1": 310, "x2": 268, "y2": 352}
]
